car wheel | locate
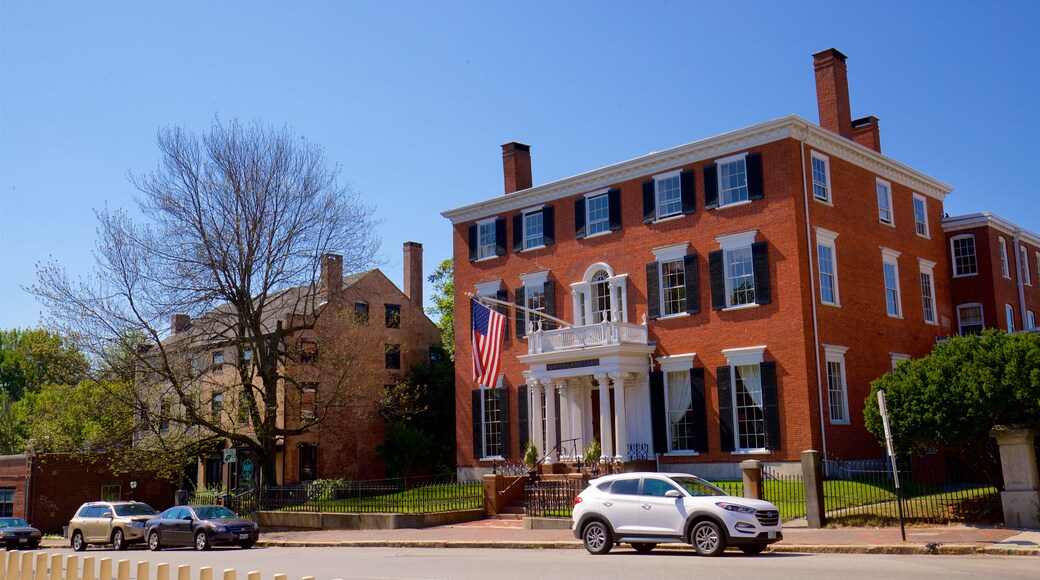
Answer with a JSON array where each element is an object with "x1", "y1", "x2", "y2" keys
[
  {"x1": 71, "y1": 531, "x2": 86, "y2": 552},
  {"x1": 739, "y1": 543, "x2": 767, "y2": 555},
  {"x1": 631, "y1": 542, "x2": 656, "y2": 554},
  {"x1": 239, "y1": 541, "x2": 255, "y2": 549},
  {"x1": 581, "y1": 520, "x2": 613, "y2": 555},
  {"x1": 148, "y1": 531, "x2": 162, "y2": 551},
  {"x1": 194, "y1": 531, "x2": 210, "y2": 551},
  {"x1": 112, "y1": 528, "x2": 126, "y2": 550},
  {"x1": 690, "y1": 520, "x2": 726, "y2": 557}
]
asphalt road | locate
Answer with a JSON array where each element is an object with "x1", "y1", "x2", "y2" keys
[{"x1": 33, "y1": 546, "x2": 1039, "y2": 580}]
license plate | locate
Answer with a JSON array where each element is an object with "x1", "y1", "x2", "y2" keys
[
  {"x1": 19, "y1": 538, "x2": 27, "y2": 543},
  {"x1": 239, "y1": 533, "x2": 250, "y2": 539},
  {"x1": 768, "y1": 531, "x2": 777, "y2": 539}
]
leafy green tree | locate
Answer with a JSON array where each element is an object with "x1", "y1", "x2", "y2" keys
[
  {"x1": 377, "y1": 357, "x2": 455, "y2": 477},
  {"x1": 426, "y1": 258, "x2": 454, "y2": 358},
  {"x1": 864, "y1": 330, "x2": 1040, "y2": 476}
]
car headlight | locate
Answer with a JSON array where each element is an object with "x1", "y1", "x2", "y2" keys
[
  {"x1": 211, "y1": 524, "x2": 227, "y2": 532},
  {"x1": 129, "y1": 521, "x2": 145, "y2": 528},
  {"x1": 252, "y1": 523, "x2": 259, "y2": 531},
  {"x1": 715, "y1": 502, "x2": 757, "y2": 515},
  {"x1": 0, "y1": 532, "x2": 7, "y2": 538}
]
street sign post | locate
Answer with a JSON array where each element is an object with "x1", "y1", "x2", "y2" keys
[
  {"x1": 877, "y1": 390, "x2": 906, "y2": 541},
  {"x1": 223, "y1": 448, "x2": 237, "y2": 464}
]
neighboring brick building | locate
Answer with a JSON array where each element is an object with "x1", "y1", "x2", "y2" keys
[
  {"x1": 942, "y1": 213, "x2": 1040, "y2": 334},
  {"x1": 443, "y1": 49, "x2": 956, "y2": 479},
  {"x1": 0, "y1": 454, "x2": 29, "y2": 518}
]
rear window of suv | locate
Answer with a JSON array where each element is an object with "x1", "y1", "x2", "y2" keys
[{"x1": 608, "y1": 478, "x2": 639, "y2": 495}]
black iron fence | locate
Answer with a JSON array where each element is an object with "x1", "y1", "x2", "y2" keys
[
  {"x1": 762, "y1": 467, "x2": 807, "y2": 521},
  {"x1": 524, "y1": 479, "x2": 588, "y2": 518},
  {"x1": 822, "y1": 458, "x2": 1002, "y2": 525}
]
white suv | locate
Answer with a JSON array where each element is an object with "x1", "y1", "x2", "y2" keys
[{"x1": 572, "y1": 472, "x2": 782, "y2": 556}]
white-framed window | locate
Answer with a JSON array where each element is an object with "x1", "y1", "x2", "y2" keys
[
  {"x1": 912, "y1": 193, "x2": 929, "y2": 238},
  {"x1": 822, "y1": 345, "x2": 849, "y2": 424},
  {"x1": 815, "y1": 227, "x2": 840, "y2": 306},
  {"x1": 658, "y1": 354, "x2": 699, "y2": 454},
  {"x1": 918, "y1": 258, "x2": 938, "y2": 325},
  {"x1": 957, "y1": 303, "x2": 984, "y2": 335},
  {"x1": 586, "y1": 191, "x2": 610, "y2": 236},
  {"x1": 477, "y1": 217, "x2": 498, "y2": 260},
  {"x1": 999, "y1": 237, "x2": 1010, "y2": 278},
  {"x1": 951, "y1": 234, "x2": 978, "y2": 277},
  {"x1": 890, "y1": 353, "x2": 911, "y2": 373},
  {"x1": 810, "y1": 151, "x2": 831, "y2": 203},
  {"x1": 717, "y1": 153, "x2": 749, "y2": 207},
  {"x1": 520, "y1": 270, "x2": 549, "y2": 333},
  {"x1": 722, "y1": 346, "x2": 767, "y2": 452},
  {"x1": 654, "y1": 169, "x2": 683, "y2": 219},
  {"x1": 1006, "y1": 304, "x2": 1016, "y2": 333},
  {"x1": 522, "y1": 208, "x2": 544, "y2": 250},
  {"x1": 881, "y1": 247, "x2": 902, "y2": 318},
  {"x1": 717, "y1": 230, "x2": 758, "y2": 308},
  {"x1": 571, "y1": 263, "x2": 628, "y2": 326},
  {"x1": 212, "y1": 351, "x2": 224, "y2": 373},
  {"x1": 652, "y1": 243, "x2": 689, "y2": 317},
  {"x1": 876, "y1": 179, "x2": 893, "y2": 226},
  {"x1": 1027, "y1": 310, "x2": 1036, "y2": 330},
  {"x1": 1020, "y1": 246, "x2": 1031, "y2": 285},
  {"x1": 478, "y1": 383, "x2": 504, "y2": 459}
]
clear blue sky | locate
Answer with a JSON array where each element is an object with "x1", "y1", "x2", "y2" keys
[{"x1": 2, "y1": 1, "x2": 1038, "y2": 330}]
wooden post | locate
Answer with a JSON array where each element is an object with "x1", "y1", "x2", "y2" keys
[{"x1": 801, "y1": 449, "x2": 826, "y2": 528}]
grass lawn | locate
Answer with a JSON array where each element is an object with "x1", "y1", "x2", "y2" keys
[{"x1": 271, "y1": 482, "x2": 483, "y2": 514}]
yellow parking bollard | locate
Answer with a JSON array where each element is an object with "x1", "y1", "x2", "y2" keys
[
  {"x1": 19, "y1": 551, "x2": 32, "y2": 580},
  {"x1": 50, "y1": 554, "x2": 63, "y2": 580},
  {"x1": 198, "y1": 567, "x2": 212, "y2": 580},
  {"x1": 98, "y1": 558, "x2": 111, "y2": 580},
  {"x1": 82, "y1": 557, "x2": 95, "y2": 580},
  {"x1": 156, "y1": 563, "x2": 169, "y2": 580},
  {"x1": 272, "y1": 575, "x2": 286, "y2": 580},
  {"x1": 1, "y1": 549, "x2": 6, "y2": 580},
  {"x1": 116, "y1": 560, "x2": 129, "y2": 580},
  {"x1": 65, "y1": 556, "x2": 79, "y2": 580},
  {"x1": 3, "y1": 550, "x2": 16, "y2": 580},
  {"x1": 176, "y1": 565, "x2": 189, "y2": 580},
  {"x1": 34, "y1": 553, "x2": 46, "y2": 580},
  {"x1": 246, "y1": 572, "x2": 260, "y2": 580},
  {"x1": 222, "y1": 569, "x2": 235, "y2": 580},
  {"x1": 136, "y1": 562, "x2": 148, "y2": 580}
]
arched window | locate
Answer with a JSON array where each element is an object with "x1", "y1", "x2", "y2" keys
[{"x1": 571, "y1": 263, "x2": 628, "y2": 326}]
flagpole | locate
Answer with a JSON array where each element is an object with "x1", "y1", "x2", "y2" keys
[{"x1": 465, "y1": 291, "x2": 573, "y2": 329}]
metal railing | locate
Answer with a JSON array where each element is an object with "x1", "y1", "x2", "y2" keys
[
  {"x1": 527, "y1": 320, "x2": 648, "y2": 354},
  {"x1": 524, "y1": 479, "x2": 588, "y2": 518}
]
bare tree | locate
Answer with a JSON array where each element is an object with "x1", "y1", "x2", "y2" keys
[{"x1": 31, "y1": 119, "x2": 381, "y2": 484}]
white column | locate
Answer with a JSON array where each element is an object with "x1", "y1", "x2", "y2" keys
[
  {"x1": 595, "y1": 372, "x2": 614, "y2": 461},
  {"x1": 610, "y1": 372, "x2": 629, "y2": 461},
  {"x1": 545, "y1": 380, "x2": 559, "y2": 463},
  {"x1": 556, "y1": 379, "x2": 573, "y2": 460},
  {"x1": 532, "y1": 380, "x2": 546, "y2": 458}
]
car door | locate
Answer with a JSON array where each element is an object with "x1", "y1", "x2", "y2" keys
[
  {"x1": 600, "y1": 477, "x2": 643, "y2": 535},
  {"x1": 86, "y1": 506, "x2": 112, "y2": 543},
  {"x1": 172, "y1": 508, "x2": 193, "y2": 546},
  {"x1": 637, "y1": 477, "x2": 687, "y2": 536}
]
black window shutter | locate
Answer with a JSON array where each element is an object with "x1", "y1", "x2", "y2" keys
[
  {"x1": 690, "y1": 368, "x2": 708, "y2": 452},
  {"x1": 761, "y1": 362, "x2": 780, "y2": 450},
  {"x1": 472, "y1": 389, "x2": 483, "y2": 459},
  {"x1": 642, "y1": 179, "x2": 656, "y2": 223},
  {"x1": 607, "y1": 188, "x2": 622, "y2": 231},
  {"x1": 499, "y1": 387, "x2": 511, "y2": 458},
  {"x1": 752, "y1": 241, "x2": 771, "y2": 305},
  {"x1": 494, "y1": 218, "x2": 507, "y2": 256},
  {"x1": 517, "y1": 385, "x2": 530, "y2": 453},
  {"x1": 542, "y1": 206, "x2": 555, "y2": 246},
  {"x1": 543, "y1": 281, "x2": 556, "y2": 330},
  {"x1": 514, "y1": 286, "x2": 526, "y2": 339},
  {"x1": 645, "y1": 261, "x2": 661, "y2": 320},
  {"x1": 680, "y1": 170, "x2": 696, "y2": 215},
  {"x1": 512, "y1": 214, "x2": 523, "y2": 252},
  {"x1": 574, "y1": 198, "x2": 587, "y2": 239},
  {"x1": 684, "y1": 253, "x2": 700, "y2": 314},
  {"x1": 746, "y1": 153, "x2": 764, "y2": 200},
  {"x1": 717, "y1": 366, "x2": 735, "y2": 452},
  {"x1": 704, "y1": 164, "x2": 719, "y2": 210},
  {"x1": 495, "y1": 289, "x2": 510, "y2": 337},
  {"x1": 649, "y1": 371, "x2": 667, "y2": 454},
  {"x1": 468, "y1": 224, "x2": 478, "y2": 262},
  {"x1": 708, "y1": 250, "x2": 726, "y2": 310}
]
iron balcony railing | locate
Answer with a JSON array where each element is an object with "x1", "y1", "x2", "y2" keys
[{"x1": 527, "y1": 320, "x2": 649, "y2": 355}]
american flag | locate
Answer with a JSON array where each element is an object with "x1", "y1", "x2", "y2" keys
[{"x1": 471, "y1": 299, "x2": 505, "y2": 387}]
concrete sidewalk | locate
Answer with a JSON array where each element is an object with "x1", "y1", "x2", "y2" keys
[{"x1": 252, "y1": 519, "x2": 1040, "y2": 557}]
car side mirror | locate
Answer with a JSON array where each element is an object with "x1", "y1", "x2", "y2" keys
[{"x1": 665, "y1": 490, "x2": 682, "y2": 498}]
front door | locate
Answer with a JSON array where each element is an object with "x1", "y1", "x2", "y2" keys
[{"x1": 589, "y1": 387, "x2": 616, "y2": 457}]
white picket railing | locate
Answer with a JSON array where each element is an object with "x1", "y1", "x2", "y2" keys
[
  {"x1": 526, "y1": 320, "x2": 648, "y2": 354},
  {"x1": 0, "y1": 550, "x2": 320, "y2": 580}
]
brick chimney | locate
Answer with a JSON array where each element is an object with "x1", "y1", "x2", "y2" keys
[
  {"x1": 171, "y1": 314, "x2": 191, "y2": 334},
  {"x1": 852, "y1": 116, "x2": 881, "y2": 153},
  {"x1": 319, "y1": 253, "x2": 343, "y2": 301},
  {"x1": 403, "y1": 241, "x2": 423, "y2": 305},
  {"x1": 502, "y1": 142, "x2": 532, "y2": 194},
  {"x1": 813, "y1": 48, "x2": 854, "y2": 139}
]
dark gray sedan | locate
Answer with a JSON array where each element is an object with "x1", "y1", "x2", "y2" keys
[
  {"x1": 145, "y1": 505, "x2": 259, "y2": 551},
  {"x1": 0, "y1": 517, "x2": 42, "y2": 550}
]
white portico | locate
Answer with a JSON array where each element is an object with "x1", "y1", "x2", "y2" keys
[{"x1": 518, "y1": 263, "x2": 656, "y2": 464}]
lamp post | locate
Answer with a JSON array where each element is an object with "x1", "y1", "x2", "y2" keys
[{"x1": 130, "y1": 480, "x2": 138, "y2": 501}]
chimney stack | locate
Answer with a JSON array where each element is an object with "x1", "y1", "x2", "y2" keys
[
  {"x1": 403, "y1": 241, "x2": 423, "y2": 305},
  {"x1": 502, "y1": 142, "x2": 532, "y2": 194},
  {"x1": 320, "y1": 253, "x2": 343, "y2": 301},
  {"x1": 852, "y1": 116, "x2": 881, "y2": 153},
  {"x1": 171, "y1": 314, "x2": 190, "y2": 334},
  {"x1": 813, "y1": 48, "x2": 854, "y2": 139}
]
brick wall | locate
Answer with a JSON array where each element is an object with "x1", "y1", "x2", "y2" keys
[{"x1": 0, "y1": 455, "x2": 29, "y2": 519}]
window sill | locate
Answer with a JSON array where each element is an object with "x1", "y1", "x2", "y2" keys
[
  {"x1": 829, "y1": 420, "x2": 851, "y2": 426},
  {"x1": 722, "y1": 303, "x2": 760, "y2": 312},
  {"x1": 812, "y1": 197, "x2": 833, "y2": 207},
  {"x1": 879, "y1": 220, "x2": 896, "y2": 228},
  {"x1": 653, "y1": 214, "x2": 684, "y2": 224},
  {"x1": 821, "y1": 301, "x2": 842, "y2": 308},
  {"x1": 474, "y1": 255, "x2": 501, "y2": 263},
  {"x1": 583, "y1": 230, "x2": 614, "y2": 240},
  {"x1": 731, "y1": 449, "x2": 770, "y2": 455},
  {"x1": 924, "y1": 320, "x2": 939, "y2": 326},
  {"x1": 657, "y1": 312, "x2": 691, "y2": 320},
  {"x1": 715, "y1": 200, "x2": 753, "y2": 211},
  {"x1": 521, "y1": 244, "x2": 547, "y2": 253},
  {"x1": 479, "y1": 456, "x2": 505, "y2": 462},
  {"x1": 916, "y1": 233, "x2": 931, "y2": 240},
  {"x1": 952, "y1": 272, "x2": 978, "y2": 278},
  {"x1": 886, "y1": 313, "x2": 904, "y2": 320},
  {"x1": 664, "y1": 451, "x2": 700, "y2": 457}
]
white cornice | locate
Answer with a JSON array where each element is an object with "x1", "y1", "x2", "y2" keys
[
  {"x1": 942, "y1": 212, "x2": 1040, "y2": 247},
  {"x1": 442, "y1": 115, "x2": 954, "y2": 224}
]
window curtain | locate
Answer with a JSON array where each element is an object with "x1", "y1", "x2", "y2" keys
[
  {"x1": 667, "y1": 370, "x2": 692, "y2": 432},
  {"x1": 738, "y1": 364, "x2": 762, "y2": 407}
]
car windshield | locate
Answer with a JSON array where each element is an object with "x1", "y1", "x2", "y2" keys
[
  {"x1": 669, "y1": 476, "x2": 729, "y2": 497},
  {"x1": 0, "y1": 518, "x2": 29, "y2": 527},
  {"x1": 194, "y1": 506, "x2": 238, "y2": 520},
  {"x1": 114, "y1": 503, "x2": 157, "y2": 516}
]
